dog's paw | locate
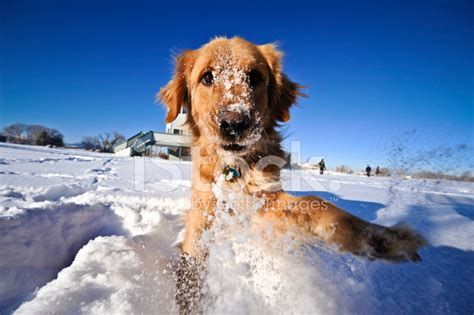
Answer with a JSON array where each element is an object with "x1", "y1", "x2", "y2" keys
[{"x1": 360, "y1": 223, "x2": 427, "y2": 263}]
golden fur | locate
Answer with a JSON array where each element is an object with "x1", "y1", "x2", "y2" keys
[{"x1": 159, "y1": 37, "x2": 426, "y2": 313}]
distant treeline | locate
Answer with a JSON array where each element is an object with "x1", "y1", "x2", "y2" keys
[
  {"x1": 0, "y1": 123, "x2": 64, "y2": 147},
  {"x1": 411, "y1": 170, "x2": 474, "y2": 182},
  {"x1": 0, "y1": 123, "x2": 126, "y2": 153},
  {"x1": 334, "y1": 164, "x2": 473, "y2": 182}
]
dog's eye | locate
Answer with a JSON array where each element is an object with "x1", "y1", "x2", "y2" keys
[
  {"x1": 201, "y1": 71, "x2": 214, "y2": 86},
  {"x1": 247, "y1": 69, "x2": 263, "y2": 88}
]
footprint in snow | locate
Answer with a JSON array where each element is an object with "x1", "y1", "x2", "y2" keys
[
  {"x1": 1, "y1": 189, "x2": 25, "y2": 200},
  {"x1": 102, "y1": 158, "x2": 117, "y2": 166},
  {"x1": 89, "y1": 167, "x2": 112, "y2": 175}
]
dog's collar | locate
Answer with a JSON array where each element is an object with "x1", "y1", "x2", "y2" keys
[{"x1": 222, "y1": 165, "x2": 241, "y2": 182}]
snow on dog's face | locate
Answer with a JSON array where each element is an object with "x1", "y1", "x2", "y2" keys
[{"x1": 159, "y1": 37, "x2": 303, "y2": 155}]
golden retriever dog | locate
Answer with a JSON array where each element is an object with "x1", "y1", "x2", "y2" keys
[{"x1": 159, "y1": 37, "x2": 426, "y2": 313}]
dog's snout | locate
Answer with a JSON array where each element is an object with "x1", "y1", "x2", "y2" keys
[{"x1": 218, "y1": 110, "x2": 251, "y2": 140}]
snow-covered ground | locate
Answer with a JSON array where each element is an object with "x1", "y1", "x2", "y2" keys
[{"x1": 1, "y1": 143, "x2": 473, "y2": 314}]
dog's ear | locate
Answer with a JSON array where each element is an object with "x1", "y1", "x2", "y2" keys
[
  {"x1": 158, "y1": 50, "x2": 196, "y2": 123},
  {"x1": 258, "y1": 44, "x2": 305, "y2": 122}
]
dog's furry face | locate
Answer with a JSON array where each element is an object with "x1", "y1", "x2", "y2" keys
[{"x1": 160, "y1": 37, "x2": 303, "y2": 156}]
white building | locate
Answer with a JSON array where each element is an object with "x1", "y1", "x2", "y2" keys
[
  {"x1": 165, "y1": 107, "x2": 191, "y2": 135},
  {"x1": 113, "y1": 107, "x2": 192, "y2": 160}
]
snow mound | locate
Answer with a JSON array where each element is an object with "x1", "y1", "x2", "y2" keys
[
  {"x1": 0, "y1": 202, "x2": 125, "y2": 310},
  {"x1": 14, "y1": 236, "x2": 177, "y2": 315}
]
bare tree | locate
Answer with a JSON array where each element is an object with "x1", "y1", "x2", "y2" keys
[
  {"x1": 98, "y1": 132, "x2": 125, "y2": 152},
  {"x1": 26, "y1": 125, "x2": 48, "y2": 144},
  {"x1": 2, "y1": 123, "x2": 64, "y2": 146},
  {"x1": 336, "y1": 165, "x2": 353, "y2": 174},
  {"x1": 378, "y1": 167, "x2": 391, "y2": 176},
  {"x1": 46, "y1": 128, "x2": 64, "y2": 147},
  {"x1": 98, "y1": 133, "x2": 113, "y2": 152},
  {"x1": 35, "y1": 128, "x2": 64, "y2": 147},
  {"x1": 3, "y1": 123, "x2": 28, "y2": 143},
  {"x1": 82, "y1": 132, "x2": 125, "y2": 152},
  {"x1": 22, "y1": 125, "x2": 64, "y2": 146},
  {"x1": 81, "y1": 136, "x2": 100, "y2": 151},
  {"x1": 110, "y1": 132, "x2": 126, "y2": 147},
  {"x1": 460, "y1": 171, "x2": 473, "y2": 182}
]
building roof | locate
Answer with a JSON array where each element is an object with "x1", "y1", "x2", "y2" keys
[{"x1": 152, "y1": 132, "x2": 192, "y2": 147}]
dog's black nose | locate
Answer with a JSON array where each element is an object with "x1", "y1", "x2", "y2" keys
[{"x1": 218, "y1": 111, "x2": 251, "y2": 140}]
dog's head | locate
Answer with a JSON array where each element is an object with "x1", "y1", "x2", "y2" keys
[{"x1": 159, "y1": 37, "x2": 304, "y2": 155}]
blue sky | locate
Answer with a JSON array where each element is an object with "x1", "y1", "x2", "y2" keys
[{"x1": 1, "y1": 0, "x2": 472, "y2": 171}]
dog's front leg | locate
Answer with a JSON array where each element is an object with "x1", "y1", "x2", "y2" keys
[
  {"x1": 176, "y1": 194, "x2": 215, "y2": 314},
  {"x1": 176, "y1": 251, "x2": 205, "y2": 314},
  {"x1": 262, "y1": 192, "x2": 426, "y2": 262}
]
